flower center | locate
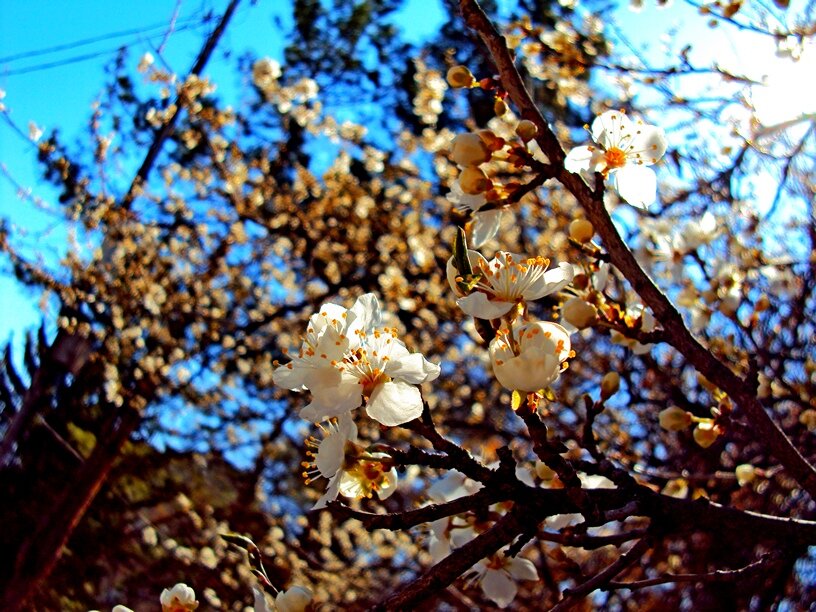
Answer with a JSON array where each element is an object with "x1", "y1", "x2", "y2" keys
[{"x1": 604, "y1": 147, "x2": 627, "y2": 170}]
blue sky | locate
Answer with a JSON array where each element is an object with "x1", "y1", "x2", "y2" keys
[{"x1": 0, "y1": 0, "x2": 445, "y2": 352}]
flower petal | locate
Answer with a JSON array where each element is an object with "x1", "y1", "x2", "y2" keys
[
  {"x1": 299, "y1": 380, "x2": 362, "y2": 422},
  {"x1": 315, "y1": 415, "x2": 356, "y2": 478},
  {"x1": 366, "y1": 380, "x2": 422, "y2": 426},
  {"x1": 470, "y1": 209, "x2": 502, "y2": 248},
  {"x1": 313, "y1": 473, "x2": 341, "y2": 509},
  {"x1": 481, "y1": 568, "x2": 518, "y2": 608},
  {"x1": 613, "y1": 165, "x2": 657, "y2": 209},
  {"x1": 457, "y1": 291, "x2": 514, "y2": 319},
  {"x1": 592, "y1": 110, "x2": 634, "y2": 149},
  {"x1": 387, "y1": 352, "x2": 441, "y2": 384},
  {"x1": 347, "y1": 293, "x2": 382, "y2": 338},
  {"x1": 524, "y1": 261, "x2": 574, "y2": 301},
  {"x1": 564, "y1": 145, "x2": 595, "y2": 174},
  {"x1": 508, "y1": 557, "x2": 539, "y2": 581},
  {"x1": 625, "y1": 123, "x2": 667, "y2": 165}
]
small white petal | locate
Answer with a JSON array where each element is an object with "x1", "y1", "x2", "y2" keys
[
  {"x1": 313, "y1": 473, "x2": 341, "y2": 509},
  {"x1": 272, "y1": 363, "x2": 309, "y2": 390},
  {"x1": 524, "y1": 261, "x2": 574, "y2": 301},
  {"x1": 481, "y1": 568, "x2": 518, "y2": 608},
  {"x1": 377, "y1": 468, "x2": 399, "y2": 499},
  {"x1": 315, "y1": 417, "x2": 355, "y2": 477},
  {"x1": 253, "y1": 587, "x2": 271, "y2": 612},
  {"x1": 592, "y1": 110, "x2": 634, "y2": 149},
  {"x1": 470, "y1": 209, "x2": 502, "y2": 248},
  {"x1": 348, "y1": 293, "x2": 382, "y2": 334},
  {"x1": 564, "y1": 145, "x2": 595, "y2": 174},
  {"x1": 508, "y1": 557, "x2": 539, "y2": 581},
  {"x1": 626, "y1": 124, "x2": 667, "y2": 165},
  {"x1": 613, "y1": 165, "x2": 657, "y2": 209},
  {"x1": 275, "y1": 587, "x2": 312, "y2": 612},
  {"x1": 366, "y1": 380, "x2": 422, "y2": 426},
  {"x1": 387, "y1": 352, "x2": 441, "y2": 384},
  {"x1": 457, "y1": 291, "x2": 514, "y2": 319},
  {"x1": 299, "y1": 380, "x2": 362, "y2": 422}
]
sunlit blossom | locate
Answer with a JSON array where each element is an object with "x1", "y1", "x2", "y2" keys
[
  {"x1": 565, "y1": 110, "x2": 667, "y2": 208},
  {"x1": 274, "y1": 294, "x2": 440, "y2": 426},
  {"x1": 447, "y1": 250, "x2": 573, "y2": 320},
  {"x1": 489, "y1": 321, "x2": 571, "y2": 392}
]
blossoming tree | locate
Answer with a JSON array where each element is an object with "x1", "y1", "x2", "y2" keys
[{"x1": 1, "y1": 0, "x2": 816, "y2": 609}]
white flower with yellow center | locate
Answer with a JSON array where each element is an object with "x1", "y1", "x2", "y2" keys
[
  {"x1": 565, "y1": 110, "x2": 667, "y2": 209},
  {"x1": 329, "y1": 326, "x2": 440, "y2": 426},
  {"x1": 489, "y1": 321, "x2": 571, "y2": 392},
  {"x1": 275, "y1": 294, "x2": 439, "y2": 426},
  {"x1": 304, "y1": 414, "x2": 399, "y2": 508},
  {"x1": 448, "y1": 250, "x2": 573, "y2": 320}
]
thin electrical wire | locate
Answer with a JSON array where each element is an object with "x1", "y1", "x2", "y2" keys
[
  {"x1": 1, "y1": 20, "x2": 211, "y2": 77},
  {"x1": 0, "y1": 12, "x2": 210, "y2": 64}
]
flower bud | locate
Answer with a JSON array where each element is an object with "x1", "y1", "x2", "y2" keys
[
  {"x1": 659, "y1": 407, "x2": 692, "y2": 431},
  {"x1": 693, "y1": 420, "x2": 720, "y2": 448},
  {"x1": 451, "y1": 133, "x2": 492, "y2": 167},
  {"x1": 735, "y1": 463, "x2": 756, "y2": 486},
  {"x1": 494, "y1": 97, "x2": 508, "y2": 117},
  {"x1": 515, "y1": 119, "x2": 538, "y2": 141},
  {"x1": 459, "y1": 165, "x2": 492, "y2": 195},
  {"x1": 569, "y1": 218, "x2": 594, "y2": 243},
  {"x1": 446, "y1": 65, "x2": 475, "y2": 88},
  {"x1": 600, "y1": 372, "x2": 620, "y2": 399},
  {"x1": 561, "y1": 296, "x2": 597, "y2": 329}
]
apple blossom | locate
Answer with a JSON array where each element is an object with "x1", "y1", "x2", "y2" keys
[
  {"x1": 565, "y1": 110, "x2": 667, "y2": 208},
  {"x1": 447, "y1": 250, "x2": 574, "y2": 320},
  {"x1": 489, "y1": 321, "x2": 571, "y2": 393}
]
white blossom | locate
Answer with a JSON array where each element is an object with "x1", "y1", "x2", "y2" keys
[
  {"x1": 446, "y1": 181, "x2": 504, "y2": 248},
  {"x1": 489, "y1": 321, "x2": 571, "y2": 392},
  {"x1": 565, "y1": 110, "x2": 667, "y2": 208},
  {"x1": 470, "y1": 554, "x2": 538, "y2": 608},
  {"x1": 274, "y1": 294, "x2": 439, "y2": 426},
  {"x1": 447, "y1": 250, "x2": 573, "y2": 320},
  {"x1": 160, "y1": 583, "x2": 198, "y2": 611}
]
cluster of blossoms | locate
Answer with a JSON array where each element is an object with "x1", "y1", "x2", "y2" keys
[
  {"x1": 273, "y1": 293, "x2": 439, "y2": 504},
  {"x1": 447, "y1": 248, "x2": 575, "y2": 397}
]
